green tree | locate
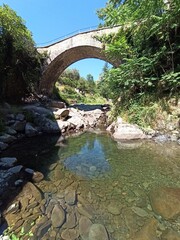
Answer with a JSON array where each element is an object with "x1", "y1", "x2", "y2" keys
[
  {"x1": 97, "y1": 0, "x2": 180, "y2": 101},
  {"x1": 58, "y1": 68, "x2": 80, "y2": 88},
  {"x1": 86, "y1": 74, "x2": 96, "y2": 93},
  {"x1": 0, "y1": 4, "x2": 42, "y2": 102}
]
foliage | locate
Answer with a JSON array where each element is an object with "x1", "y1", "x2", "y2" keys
[
  {"x1": 55, "y1": 69, "x2": 107, "y2": 105},
  {"x1": 3, "y1": 226, "x2": 33, "y2": 240},
  {"x1": 96, "y1": 0, "x2": 180, "y2": 125},
  {"x1": 0, "y1": 4, "x2": 43, "y2": 102}
]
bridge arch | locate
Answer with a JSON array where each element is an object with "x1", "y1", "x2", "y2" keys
[{"x1": 38, "y1": 26, "x2": 121, "y2": 95}]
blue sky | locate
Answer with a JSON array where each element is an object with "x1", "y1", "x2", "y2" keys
[{"x1": 0, "y1": 0, "x2": 110, "y2": 80}]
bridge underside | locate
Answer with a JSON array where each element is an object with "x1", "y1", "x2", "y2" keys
[{"x1": 39, "y1": 45, "x2": 120, "y2": 95}]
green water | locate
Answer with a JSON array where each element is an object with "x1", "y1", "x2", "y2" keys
[
  {"x1": 34, "y1": 131, "x2": 180, "y2": 239},
  {"x1": 3, "y1": 131, "x2": 180, "y2": 239}
]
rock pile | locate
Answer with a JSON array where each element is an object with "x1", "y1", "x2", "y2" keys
[
  {"x1": 0, "y1": 102, "x2": 107, "y2": 153},
  {"x1": 2, "y1": 181, "x2": 109, "y2": 240}
]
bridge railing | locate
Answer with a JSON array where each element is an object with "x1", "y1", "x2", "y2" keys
[
  {"x1": 36, "y1": 25, "x2": 122, "y2": 48},
  {"x1": 36, "y1": 25, "x2": 100, "y2": 47}
]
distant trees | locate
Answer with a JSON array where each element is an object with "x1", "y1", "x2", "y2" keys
[
  {"x1": 58, "y1": 69, "x2": 96, "y2": 94},
  {"x1": 0, "y1": 4, "x2": 43, "y2": 102}
]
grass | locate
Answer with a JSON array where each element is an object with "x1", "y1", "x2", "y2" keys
[{"x1": 54, "y1": 83, "x2": 107, "y2": 105}]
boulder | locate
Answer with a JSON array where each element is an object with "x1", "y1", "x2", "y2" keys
[
  {"x1": 34, "y1": 114, "x2": 60, "y2": 133},
  {"x1": 150, "y1": 187, "x2": 180, "y2": 220},
  {"x1": 67, "y1": 116, "x2": 84, "y2": 130},
  {"x1": 0, "y1": 142, "x2": 8, "y2": 151},
  {"x1": 57, "y1": 120, "x2": 71, "y2": 133},
  {"x1": 113, "y1": 123, "x2": 146, "y2": 140},
  {"x1": 133, "y1": 218, "x2": 158, "y2": 240},
  {"x1": 25, "y1": 122, "x2": 38, "y2": 137},
  {"x1": 50, "y1": 100, "x2": 66, "y2": 109},
  {"x1": 23, "y1": 105, "x2": 54, "y2": 117},
  {"x1": 0, "y1": 134, "x2": 16, "y2": 143},
  {"x1": 11, "y1": 121, "x2": 26, "y2": 132},
  {"x1": 54, "y1": 108, "x2": 69, "y2": 120},
  {"x1": 5, "y1": 127, "x2": 17, "y2": 135},
  {"x1": 16, "y1": 113, "x2": 25, "y2": 121},
  {"x1": 0, "y1": 157, "x2": 17, "y2": 168},
  {"x1": 8, "y1": 165, "x2": 23, "y2": 174}
]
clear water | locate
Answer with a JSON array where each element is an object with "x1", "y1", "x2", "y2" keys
[
  {"x1": 36, "y1": 131, "x2": 180, "y2": 239},
  {"x1": 2, "y1": 131, "x2": 180, "y2": 239}
]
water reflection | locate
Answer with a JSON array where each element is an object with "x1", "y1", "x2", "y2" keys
[{"x1": 62, "y1": 136, "x2": 111, "y2": 178}]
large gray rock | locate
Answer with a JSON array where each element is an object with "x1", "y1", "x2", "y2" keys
[
  {"x1": 0, "y1": 142, "x2": 8, "y2": 150},
  {"x1": 23, "y1": 105, "x2": 54, "y2": 117},
  {"x1": 0, "y1": 157, "x2": 17, "y2": 168},
  {"x1": 0, "y1": 134, "x2": 16, "y2": 143},
  {"x1": 113, "y1": 123, "x2": 146, "y2": 140},
  {"x1": 34, "y1": 114, "x2": 60, "y2": 133},
  {"x1": 25, "y1": 122, "x2": 38, "y2": 137},
  {"x1": 16, "y1": 113, "x2": 25, "y2": 121},
  {"x1": 57, "y1": 119, "x2": 71, "y2": 133},
  {"x1": 5, "y1": 127, "x2": 17, "y2": 135},
  {"x1": 11, "y1": 121, "x2": 26, "y2": 132},
  {"x1": 8, "y1": 165, "x2": 23, "y2": 174},
  {"x1": 50, "y1": 100, "x2": 66, "y2": 109},
  {"x1": 88, "y1": 224, "x2": 109, "y2": 240},
  {"x1": 67, "y1": 116, "x2": 84, "y2": 129},
  {"x1": 54, "y1": 108, "x2": 69, "y2": 120}
]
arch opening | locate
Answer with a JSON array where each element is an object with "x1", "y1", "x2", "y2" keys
[{"x1": 39, "y1": 45, "x2": 119, "y2": 95}]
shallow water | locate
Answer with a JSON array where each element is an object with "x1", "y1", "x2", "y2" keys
[{"x1": 2, "y1": 131, "x2": 180, "y2": 239}]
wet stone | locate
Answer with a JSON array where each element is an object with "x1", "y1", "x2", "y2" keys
[
  {"x1": 61, "y1": 228, "x2": 79, "y2": 240},
  {"x1": 65, "y1": 189, "x2": 76, "y2": 206},
  {"x1": 107, "y1": 204, "x2": 122, "y2": 215},
  {"x1": 79, "y1": 216, "x2": 92, "y2": 240},
  {"x1": 64, "y1": 211, "x2": 77, "y2": 229},
  {"x1": 88, "y1": 224, "x2": 109, "y2": 240},
  {"x1": 36, "y1": 219, "x2": 52, "y2": 239},
  {"x1": 131, "y1": 206, "x2": 149, "y2": 218},
  {"x1": 51, "y1": 204, "x2": 66, "y2": 228}
]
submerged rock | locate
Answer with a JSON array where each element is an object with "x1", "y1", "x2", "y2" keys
[
  {"x1": 79, "y1": 216, "x2": 92, "y2": 240},
  {"x1": 133, "y1": 218, "x2": 158, "y2": 240},
  {"x1": 150, "y1": 187, "x2": 180, "y2": 220},
  {"x1": 51, "y1": 204, "x2": 66, "y2": 228},
  {"x1": 88, "y1": 224, "x2": 109, "y2": 240}
]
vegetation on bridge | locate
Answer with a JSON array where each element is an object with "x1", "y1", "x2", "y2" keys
[{"x1": 97, "y1": 0, "x2": 180, "y2": 127}]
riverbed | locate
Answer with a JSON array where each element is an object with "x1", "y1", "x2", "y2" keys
[{"x1": 1, "y1": 131, "x2": 180, "y2": 239}]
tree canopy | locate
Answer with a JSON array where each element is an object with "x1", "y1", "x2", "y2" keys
[
  {"x1": 0, "y1": 4, "x2": 42, "y2": 102},
  {"x1": 97, "y1": 0, "x2": 180, "y2": 104}
]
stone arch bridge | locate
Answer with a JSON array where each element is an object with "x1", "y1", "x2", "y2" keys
[{"x1": 37, "y1": 26, "x2": 121, "y2": 95}]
